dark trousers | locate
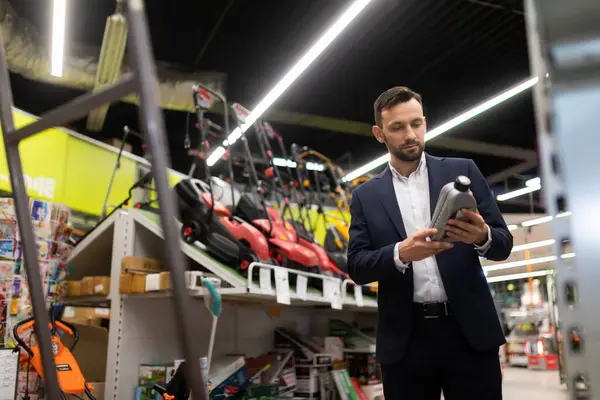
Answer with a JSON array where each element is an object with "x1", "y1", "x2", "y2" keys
[{"x1": 381, "y1": 310, "x2": 502, "y2": 399}]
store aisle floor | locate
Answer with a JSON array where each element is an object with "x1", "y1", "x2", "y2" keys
[{"x1": 502, "y1": 367, "x2": 567, "y2": 400}]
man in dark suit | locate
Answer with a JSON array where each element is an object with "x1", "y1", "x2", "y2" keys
[{"x1": 347, "y1": 87, "x2": 513, "y2": 399}]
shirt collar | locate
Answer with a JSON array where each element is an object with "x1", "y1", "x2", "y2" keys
[{"x1": 389, "y1": 152, "x2": 427, "y2": 180}]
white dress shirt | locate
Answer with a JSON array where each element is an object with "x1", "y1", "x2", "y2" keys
[{"x1": 390, "y1": 154, "x2": 492, "y2": 302}]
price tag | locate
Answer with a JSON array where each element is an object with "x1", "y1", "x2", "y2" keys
[
  {"x1": 354, "y1": 285, "x2": 364, "y2": 307},
  {"x1": 274, "y1": 267, "x2": 291, "y2": 305},
  {"x1": 324, "y1": 279, "x2": 342, "y2": 309},
  {"x1": 331, "y1": 283, "x2": 342, "y2": 310},
  {"x1": 323, "y1": 279, "x2": 334, "y2": 300},
  {"x1": 296, "y1": 275, "x2": 308, "y2": 300},
  {"x1": 259, "y1": 268, "x2": 272, "y2": 294}
]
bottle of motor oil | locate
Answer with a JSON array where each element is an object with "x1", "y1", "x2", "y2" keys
[{"x1": 429, "y1": 175, "x2": 478, "y2": 242}]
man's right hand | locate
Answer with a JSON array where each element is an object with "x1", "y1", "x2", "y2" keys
[{"x1": 398, "y1": 228, "x2": 454, "y2": 263}]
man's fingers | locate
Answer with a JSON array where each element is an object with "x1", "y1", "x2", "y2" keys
[
  {"x1": 461, "y1": 209, "x2": 480, "y2": 218},
  {"x1": 445, "y1": 230, "x2": 471, "y2": 244},
  {"x1": 414, "y1": 228, "x2": 438, "y2": 239},
  {"x1": 425, "y1": 240, "x2": 454, "y2": 250},
  {"x1": 447, "y1": 219, "x2": 479, "y2": 233}
]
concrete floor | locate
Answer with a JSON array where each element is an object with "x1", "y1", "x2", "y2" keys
[{"x1": 502, "y1": 367, "x2": 567, "y2": 400}]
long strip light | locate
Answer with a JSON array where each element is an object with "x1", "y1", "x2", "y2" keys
[
  {"x1": 486, "y1": 269, "x2": 552, "y2": 283},
  {"x1": 483, "y1": 252, "x2": 575, "y2": 273},
  {"x1": 497, "y1": 177, "x2": 541, "y2": 201},
  {"x1": 206, "y1": 0, "x2": 373, "y2": 167},
  {"x1": 512, "y1": 239, "x2": 555, "y2": 253},
  {"x1": 506, "y1": 210, "x2": 571, "y2": 232},
  {"x1": 342, "y1": 76, "x2": 540, "y2": 182},
  {"x1": 51, "y1": 0, "x2": 67, "y2": 77}
]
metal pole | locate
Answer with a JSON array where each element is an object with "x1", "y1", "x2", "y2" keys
[
  {"x1": 0, "y1": 30, "x2": 62, "y2": 400},
  {"x1": 124, "y1": 1, "x2": 207, "y2": 398}
]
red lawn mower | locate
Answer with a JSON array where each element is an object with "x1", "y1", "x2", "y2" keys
[
  {"x1": 174, "y1": 85, "x2": 270, "y2": 273},
  {"x1": 230, "y1": 103, "x2": 320, "y2": 276}
]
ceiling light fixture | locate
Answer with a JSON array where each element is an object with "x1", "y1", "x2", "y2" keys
[
  {"x1": 342, "y1": 76, "x2": 540, "y2": 182},
  {"x1": 486, "y1": 269, "x2": 552, "y2": 283},
  {"x1": 51, "y1": 0, "x2": 67, "y2": 77},
  {"x1": 206, "y1": 0, "x2": 374, "y2": 166},
  {"x1": 483, "y1": 252, "x2": 574, "y2": 273},
  {"x1": 497, "y1": 177, "x2": 541, "y2": 201},
  {"x1": 511, "y1": 239, "x2": 555, "y2": 253}
]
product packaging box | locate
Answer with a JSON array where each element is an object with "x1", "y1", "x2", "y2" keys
[
  {"x1": 81, "y1": 277, "x2": 94, "y2": 296},
  {"x1": 121, "y1": 256, "x2": 162, "y2": 274},
  {"x1": 145, "y1": 272, "x2": 171, "y2": 292},
  {"x1": 360, "y1": 383, "x2": 384, "y2": 400},
  {"x1": 66, "y1": 280, "x2": 81, "y2": 297},
  {"x1": 209, "y1": 356, "x2": 248, "y2": 399},
  {"x1": 120, "y1": 273, "x2": 146, "y2": 294},
  {"x1": 243, "y1": 383, "x2": 279, "y2": 399},
  {"x1": 139, "y1": 364, "x2": 168, "y2": 387},
  {"x1": 93, "y1": 276, "x2": 110, "y2": 295}
]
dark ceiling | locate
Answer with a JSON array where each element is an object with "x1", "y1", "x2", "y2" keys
[{"x1": 7, "y1": 0, "x2": 542, "y2": 213}]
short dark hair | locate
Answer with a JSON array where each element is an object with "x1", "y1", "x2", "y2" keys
[{"x1": 373, "y1": 86, "x2": 422, "y2": 127}]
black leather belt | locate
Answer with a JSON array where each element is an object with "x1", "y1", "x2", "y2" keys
[{"x1": 413, "y1": 302, "x2": 452, "y2": 319}]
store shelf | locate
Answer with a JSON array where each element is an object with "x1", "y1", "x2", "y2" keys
[
  {"x1": 62, "y1": 295, "x2": 111, "y2": 307},
  {"x1": 67, "y1": 209, "x2": 378, "y2": 311},
  {"x1": 131, "y1": 209, "x2": 249, "y2": 289},
  {"x1": 68, "y1": 210, "x2": 121, "y2": 280}
]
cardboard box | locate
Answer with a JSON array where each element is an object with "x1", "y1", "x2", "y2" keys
[
  {"x1": 67, "y1": 280, "x2": 81, "y2": 297},
  {"x1": 93, "y1": 276, "x2": 110, "y2": 296},
  {"x1": 160, "y1": 272, "x2": 171, "y2": 291},
  {"x1": 62, "y1": 307, "x2": 110, "y2": 327},
  {"x1": 145, "y1": 272, "x2": 171, "y2": 292},
  {"x1": 81, "y1": 277, "x2": 95, "y2": 296},
  {"x1": 119, "y1": 273, "x2": 146, "y2": 294},
  {"x1": 121, "y1": 256, "x2": 161, "y2": 274}
]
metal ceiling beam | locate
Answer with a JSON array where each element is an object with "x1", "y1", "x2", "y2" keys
[
  {"x1": 485, "y1": 159, "x2": 539, "y2": 184},
  {"x1": 260, "y1": 109, "x2": 537, "y2": 161},
  {"x1": 427, "y1": 137, "x2": 537, "y2": 161}
]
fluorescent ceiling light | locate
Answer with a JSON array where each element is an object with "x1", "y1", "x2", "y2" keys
[
  {"x1": 522, "y1": 215, "x2": 554, "y2": 227},
  {"x1": 206, "y1": 0, "x2": 373, "y2": 167},
  {"x1": 497, "y1": 177, "x2": 542, "y2": 201},
  {"x1": 483, "y1": 252, "x2": 575, "y2": 273},
  {"x1": 512, "y1": 239, "x2": 555, "y2": 253},
  {"x1": 342, "y1": 76, "x2": 540, "y2": 182},
  {"x1": 483, "y1": 255, "x2": 557, "y2": 272},
  {"x1": 487, "y1": 269, "x2": 552, "y2": 283},
  {"x1": 51, "y1": 0, "x2": 67, "y2": 77},
  {"x1": 507, "y1": 210, "x2": 571, "y2": 231}
]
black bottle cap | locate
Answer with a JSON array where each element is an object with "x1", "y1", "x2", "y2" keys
[{"x1": 454, "y1": 176, "x2": 471, "y2": 192}]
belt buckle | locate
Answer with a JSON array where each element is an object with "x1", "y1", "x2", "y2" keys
[{"x1": 423, "y1": 302, "x2": 439, "y2": 319}]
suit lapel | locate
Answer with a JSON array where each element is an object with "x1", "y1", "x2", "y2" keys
[
  {"x1": 426, "y1": 154, "x2": 447, "y2": 218},
  {"x1": 375, "y1": 167, "x2": 407, "y2": 239}
]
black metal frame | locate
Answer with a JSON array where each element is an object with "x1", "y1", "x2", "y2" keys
[{"x1": 0, "y1": 1, "x2": 207, "y2": 399}]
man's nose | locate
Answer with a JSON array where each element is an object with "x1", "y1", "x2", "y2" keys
[{"x1": 405, "y1": 126, "x2": 417, "y2": 140}]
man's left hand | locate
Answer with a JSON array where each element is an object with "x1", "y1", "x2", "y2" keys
[{"x1": 445, "y1": 209, "x2": 488, "y2": 245}]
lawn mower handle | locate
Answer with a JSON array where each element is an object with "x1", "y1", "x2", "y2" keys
[{"x1": 14, "y1": 317, "x2": 80, "y2": 357}]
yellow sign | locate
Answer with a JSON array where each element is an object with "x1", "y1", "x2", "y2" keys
[{"x1": 0, "y1": 109, "x2": 137, "y2": 215}]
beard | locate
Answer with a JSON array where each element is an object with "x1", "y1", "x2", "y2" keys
[{"x1": 386, "y1": 139, "x2": 424, "y2": 162}]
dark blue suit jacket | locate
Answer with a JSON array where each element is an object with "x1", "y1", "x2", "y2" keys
[{"x1": 347, "y1": 154, "x2": 512, "y2": 365}]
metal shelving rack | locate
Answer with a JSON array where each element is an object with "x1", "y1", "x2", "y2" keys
[
  {"x1": 0, "y1": 1, "x2": 208, "y2": 398},
  {"x1": 525, "y1": 0, "x2": 600, "y2": 398},
  {"x1": 64, "y1": 207, "x2": 377, "y2": 398}
]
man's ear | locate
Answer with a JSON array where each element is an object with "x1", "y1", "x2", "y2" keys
[{"x1": 372, "y1": 125, "x2": 384, "y2": 143}]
